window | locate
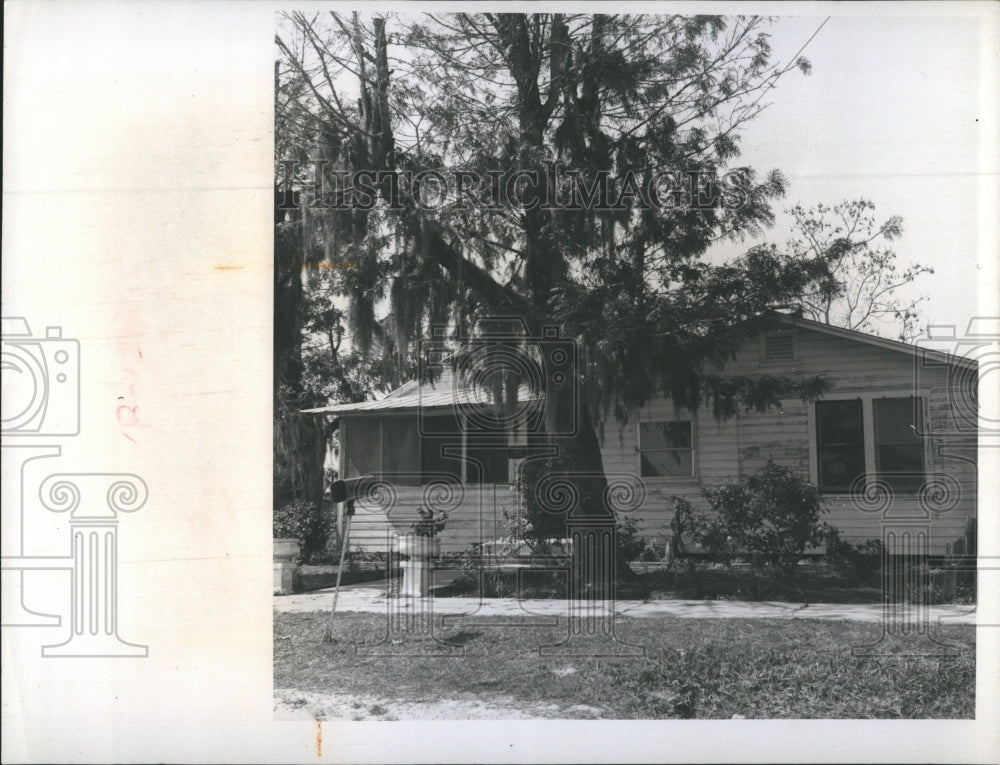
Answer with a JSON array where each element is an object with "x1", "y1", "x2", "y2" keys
[
  {"x1": 816, "y1": 400, "x2": 865, "y2": 493},
  {"x1": 639, "y1": 420, "x2": 694, "y2": 478},
  {"x1": 874, "y1": 397, "x2": 925, "y2": 492},
  {"x1": 813, "y1": 396, "x2": 926, "y2": 494}
]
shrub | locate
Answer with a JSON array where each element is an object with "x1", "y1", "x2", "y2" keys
[
  {"x1": 680, "y1": 461, "x2": 828, "y2": 598},
  {"x1": 273, "y1": 498, "x2": 335, "y2": 564},
  {"x1": 824, "y1": 527, "x2": 884, "y2": 583},
  {"x1": 616, "y1": 515, "x2": 647, "y2": 561}
]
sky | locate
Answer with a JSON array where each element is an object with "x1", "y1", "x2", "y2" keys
[{"x1": 710, "y1": 13, "x2": 994, "y2": 338}]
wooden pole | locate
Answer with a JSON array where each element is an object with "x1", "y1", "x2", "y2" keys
[{"x1": 330, "y1": 502, "x2": 353, "y2": 616}]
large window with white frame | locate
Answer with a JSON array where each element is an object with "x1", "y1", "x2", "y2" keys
[{"x1": 813, "y1": 396, "x2": 926, "y2": 494}]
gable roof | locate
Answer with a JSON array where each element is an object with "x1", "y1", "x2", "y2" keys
[
  {"x1": 302, "y1": 365, "x2": 541, "y2": 415},
  {"x1": 303, "y1": 315, "x2": 975, "y2": 416},
  {"x1": 775, "y1": 314, "x2": 977, "y2": 369}
]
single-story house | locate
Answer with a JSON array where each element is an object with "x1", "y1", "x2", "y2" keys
[{"x1": 305, "y1": 315, "x2": 978, "y2": 557}]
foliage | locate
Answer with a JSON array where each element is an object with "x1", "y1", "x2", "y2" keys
[
  {"x1": 273, "y1": 498, "x2": 336, "y2": 564},
  {"x1": 275, "y1": 13, "x2": 836, "y2": 546},
  {"x1": 675, "y1": 461, "x2": 828, "y2": 598},
  {"x1": 823, "y1": 528, "x2": 884, "y2": 584},
  {"x1": 410, "y1": 506, "x2": 449, "y2": 537},
  {"x1": 786, "y1": 199, "x2": 933, "y2": 341},
  {"x1": 616, "y1": 515, "x2": 647, "y2": 562}
]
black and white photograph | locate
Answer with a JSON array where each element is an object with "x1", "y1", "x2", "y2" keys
[
  {"x1": 3, "y1": 1, "x2": 999, "y2": 762},
  {"x1": 272, "y1": 8, "x2": 989, "y2": 723}
]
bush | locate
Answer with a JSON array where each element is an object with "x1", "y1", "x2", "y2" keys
[
  {"x1": 273, "y1": 498, "x2": 335, "y2": 564},
  {"x1": 824, "y1": 528, "x2": 884, "y2": 583},
  {"x1": 677, "y1": 461, "x2": 828, "y2": 599},
  {"x1": 616, "y1": 515, "x2": 647, "y2": 562}
]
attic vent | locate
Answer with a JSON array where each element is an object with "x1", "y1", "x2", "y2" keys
[{"x1": 764, "y1": 334, "x2": 794, "y2": 361}]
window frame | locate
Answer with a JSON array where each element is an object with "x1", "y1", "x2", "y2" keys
[
  {"x1": 808, "y1": 394, "x2": 930, "y2": 496},
  {"x1": 636, "y1": 416, "x2": 698, "y2": 481}
]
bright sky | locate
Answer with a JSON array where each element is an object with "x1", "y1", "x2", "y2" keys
[{"x1": 711, "y1": 12, "x2": 994, "y2": 338}]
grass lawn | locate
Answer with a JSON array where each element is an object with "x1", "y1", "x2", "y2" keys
[{"x1": 274, "y1": 611, "x2": 975, "y2": 720}]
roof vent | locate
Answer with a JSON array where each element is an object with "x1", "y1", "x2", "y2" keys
[{"x1": 764, "y1": 334, "x2": 794, "y2": 362}]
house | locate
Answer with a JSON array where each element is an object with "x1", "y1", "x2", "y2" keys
[{"x1": 304, "y1": 316, "x2": 978, "y2": 557}]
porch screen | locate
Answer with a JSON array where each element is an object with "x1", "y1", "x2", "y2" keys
[
  {"x1": 420, "y1": 414, "x2": 463, "y2": 483},
  {"x1": 815, "y1": 400, "x2": 865, "y2": 493},
  {"x1": 874, "y1": 397, "x2": 925, "y2": 492},
  {"x1": 381, "y1": 416, "x2": 420, "y2": 485},
  {"x1": 344, "y1": 416, "x2": 380, "y2": 479},
  {"x1": 466, "y1": 420, "x2": 510, "y2": 484}
]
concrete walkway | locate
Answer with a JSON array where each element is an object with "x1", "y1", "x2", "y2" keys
[{"x1": 274, "y1": 579, "x2": 977, "y2": 624}]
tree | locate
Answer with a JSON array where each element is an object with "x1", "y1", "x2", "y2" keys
[
  {"x1": 274, "y1": 13, "x2": 833, "y2": 563},
  {"x1": 786, "y1": 199, "x2": 933, "y2": 342}
]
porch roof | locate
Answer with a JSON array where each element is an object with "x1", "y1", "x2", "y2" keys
[{"x1": 302, "y1": 367, "x2": 541, "y2": 415}]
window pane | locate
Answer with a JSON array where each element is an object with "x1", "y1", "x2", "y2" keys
[
  {"x1": 381, "y1": 416, "x2": 420, "y2": 484},
  {"x1": 639, "y1": 421, "x2": 692, "y2": 450},
  {"x1": 641, "y1": 449, "x2": 693, "y2": 478},
  {"x1": 874, "y1": 398, "x2": 923, "y2": 445},
  {"x1": 345, "y1": 416, "x2": 380, "y2": 478},
  {"x1": 876, "y1": 443, "x2": 924, "y2": 473},
  {"x1": 816, "y1": 400, "x2": 864, "y2": 446},
  {"x1": 817, "y1": 445, "x2": 865, "y2": 493}
]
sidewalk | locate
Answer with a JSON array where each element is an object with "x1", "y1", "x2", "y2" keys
[{"x1": 274, "y1": 578, "x2": 978, "y2": 624}]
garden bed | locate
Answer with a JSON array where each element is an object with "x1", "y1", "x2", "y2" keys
[{"x1": 432, "y1": 560, "x2": 974, "y2": 604}]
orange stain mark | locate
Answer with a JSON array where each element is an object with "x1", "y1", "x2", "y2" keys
[
  {"x1": 315, "y1": 720, "x2": 322, "y2": 757},
  {"x1": 214, "y1": 265, "x2": 244, "y2": 271}
]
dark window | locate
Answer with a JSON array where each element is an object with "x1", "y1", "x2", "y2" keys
[
  {"x1": 816, "y1": 400, "x2": 865, "y2": 493},
  {"x1": 874, "y1": 397, "x2": 925, "y2": 492},
  {"x1": 639, "y1": 421, "x2": 694, "y2": 477},
  {"x1": 420, "y1": 414, "x2": 463, "y2": 483},
  {"x1": 764, "y1": 334, "x2": 794, "y2": 361}
]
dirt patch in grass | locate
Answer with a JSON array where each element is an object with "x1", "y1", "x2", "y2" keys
[{"x1": 274, "y1": 611, "x2": 975, "y2": 720}]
